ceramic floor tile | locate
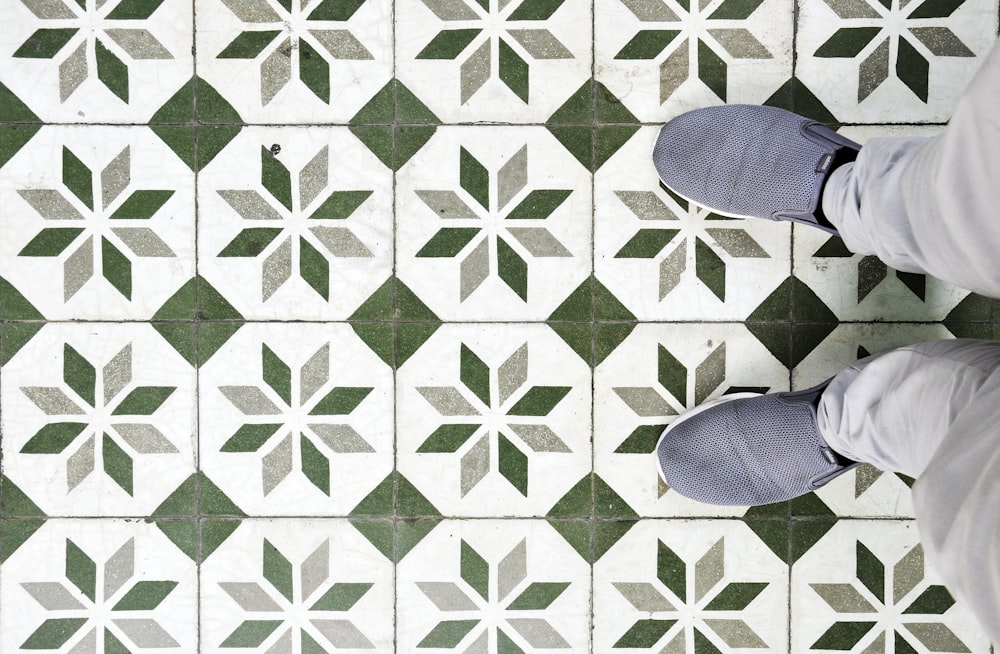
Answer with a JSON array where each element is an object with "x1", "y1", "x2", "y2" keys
[
  {"x1": 796, "y1": 0, "x2": 998, "y2": 122},
  {"x1": 594, "y1": 520, "x2": 790, "y2": 652},
  {"x1": 200, "y1": 519, "x2": 394, "y2": 652},
  {"x1": 792, "y1": 520, "x2": 992, "y2": 653},
  {"x1": 0, "y1": 0, "x2": 194, "y2": 123},
  {"x1": 595, "y1": 323, "x2": 791, "y2": 517},
  {"x1": 197, "y1": 126, "x2": 394, "y2": 320},
  {"x1": 395, "y1": 0, "x2": 592, "y2": 122},
  {"x1": 596, "y1": 127, "x2": 792, "y2": 321},
  {"x1": 195, "y1": 0, "x2": 393, "y2": 124},
  {"x1": 0, "y1": 519, "x2": 197, "y2": 652},
  {"x1": 1, "y1": 323, "x2": 196, "y2": 516},
  {"x1": 396, "y1": 126, "x2": 592, "y2": 320},
  {"x1": 396, "y1": 519, "x2": 591, "y2": 651},
  {"x1": 0, "y1": 126, "x2": 196, "y2": 320},
  {"x1": 397, "y1": 324, "x2": 592, "y2": 516},
  {"x1": 595, "y1": 0, "x2": 794, "y2": 121},
  {"x1": 199, "y1": 323, "x2": 394, "y2": 516}
]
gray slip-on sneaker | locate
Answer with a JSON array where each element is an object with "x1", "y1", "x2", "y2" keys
[
  {"x1": 655, "y1": 381, "x2": 859, "y2": 506},
  {"x1": 652, "y1": 104, "x2": 859, "y2": 234}
]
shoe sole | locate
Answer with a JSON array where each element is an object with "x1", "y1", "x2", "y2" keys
[{"x1": 654, "y1": 392, "x2": 761, "y2": 484}]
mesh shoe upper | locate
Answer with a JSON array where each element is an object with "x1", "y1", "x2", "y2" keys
[
  {"x1": 656, "y1": 385, "x2": 858, "y2": 506},
  {"x1": 652, "y1": 105, "x2": 857, "y2": 227}
]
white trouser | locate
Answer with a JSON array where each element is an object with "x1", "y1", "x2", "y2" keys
[{"x1": 817, "y1": 38, "x2": 1000, "y2": 643}]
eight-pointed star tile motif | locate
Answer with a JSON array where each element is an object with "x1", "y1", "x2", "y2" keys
[
  {"x1": 215, "y1": 539, "x2": 377, "y2": 650},
  {"x1": 792, "y1": 521, "x2": 991, "y2": 653},
  {"x1": 398, "y1": 325, "x2": 591, "y2": 516},
  {"x1": 0, "y1": 324, "x2": 195, "y2": 516},
  {"x1": 195, "y1": 0, "x2": 393, "y2": 122},
  {"x1": 199, "y1": 324, "x2": 393, "y2": 516},
  {"x1": 596, "y1": 128, "x2": 790, "y2": 320},
  {"x1": 796, "y1": 0, "x2": 997, "y2": 121},
  {"x1": 0, "y1": 0, "x2": 193, "y2": 121},
  {"x1": 201, "y1": 520, "x2": 394, "y2": 653},
  {"x1": 0, "y1": 521, "x2": 196, "y2": 653},
  {"x1": 396, "y1": 0, "x2": 591, "y2": 121},
  {"x1": 198, "y1": 127, "x2": 392, "y2": 320},
  {"x1": 595, "y1": 521, "x2": 788, "y2": 652},
  {"x1": 0, "y1": 127, "x2": 195, "y2": 319},
  {"x1": 595, "y1": 324, "x2": 789, "y2": 517},
  {"x1": 595, "y1": 0, "x2": 793, "y2": 119},
  {"x1": 397, "y1": 127, "x2": 591, "y2": 320},
  {"x1": 398, "y1": 521, "x2": 590, "y2": 652}
]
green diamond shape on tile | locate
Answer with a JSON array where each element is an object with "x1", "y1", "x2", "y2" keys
[
  {"x1": 789, "y1": 493, "x2": 837, "y2": 564},
  {"x1": 546, "y1": 81, "x2": 591, "y2": 170},
  {"x1": 153, "y1": 277, "x2": 198, "y2": 320},
  {"x1": 596, "y1": 323, "x2": 638, "y2": 366},
  {"x1": 150, "y1": 276, "x2": 243, "y2": 366},
  {"x1": 0, "y1": 476, "x2": 47, "y2": 562},
  {"x1": 0, "y1": 82, "x2": 42, "y2": 169},
  {"x1": 596, "y1": 278, "x2": 636, "y2": 321},
  {"x1": 349, "y1": 277, "x2": 396, "y2": 366},
  {"x1": 351, "y1": 475, "x2": 442, "y2": 561},
  {"x1": 547, "y1": 81, "x2": 640, "y2": 172},
  {"x1": 548, "y1": 323, "x2": 592, "y2": 367},
  {"x1": 746, "y1": 277, "x2": 836, "y2": 368},
  {"x1": 0, "y1": 277, "x2": 46, "y2": 365},
  {"x1": 350, "y1": 81, "x2": 440, "y2": 171},
  {"x1": 198, "y1": 276, "x2": 245, "y2": 366},
  {"x1": 744, "y1": 520, "x2": 790, "y2": 564},
  {"x1": 546, "y1": 477, "x2": 595, "y2": 559},
  {"x1": 350, "y1": 474, "x2": 394, "y2": 516},
  {"x1": 790, "y1": 278, "x2": 837, "y2": 320},
  {"x1": 744, "y1": 501, "x2": 790, "y2": 563},
  {"x1": 764, "y1": 77, "x2": 839, "y2": 125},
  {"x1": 398, "y1": 519, "x2": 442, "y2": 562},
  {"x1": 548, "y1": 519, "x2": 591, "y2": 561},
  {"x1": 595, "y1": 474, "x2": 638, "y2": 518},
  {"x1": 546, "y1": 281, "x2": 594, "y2": 366},
  {"x1": 547, "y1": 473, "x2": 637, "y2": 559},
  {"x1": 395, "y1": 279, "x2": 442, "y2": 367},
  {"x1": 595, "y1": 520, "x2": 637, "y2": 561},
  {"x1": 148, "y1": 472, "x2": 245, "y2": 562},
  {"x1": 549, "y1": 277, "x2": 592, "y2": 321},
  {"x1": 596, "y1": 126, "x2": 642, "y2": 172},
  {"x1": 350, "y1": 81, "x2": 394, "y2": 169},
  {"x1": 149, "y1": 78, "x2": 243, "y2": 171},
  {"x1": 594, "y1": 84, "x2": 640, "y2": 171},
  {"x1": 944, "y1": 293, "x2": 994, "y2": 339},
  {"x1": 548, "y1": 475, "x2": 591, "y2": 518},
  {"x1": 350, "y1": 518, "x2": 394, "y2": 561},
  {"x1": 582, "y1": 277, "x2": 640, "y2": 367}
]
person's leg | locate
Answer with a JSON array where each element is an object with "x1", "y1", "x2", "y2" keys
[
  {"x1": 823, "y1": 39, "x2": 1000, "y2": 298},
  {"x1": 817, "y1": 339, "x2": 1000, "y2": 642}
]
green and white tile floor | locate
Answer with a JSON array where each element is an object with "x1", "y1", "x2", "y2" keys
[{"x1": 0, "y1": 0, "x2": 997, "y2": 651}]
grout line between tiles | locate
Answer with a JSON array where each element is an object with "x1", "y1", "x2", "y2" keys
[
  {"x1": 590, "y1": 0, "x2": 598, "y2": 648},
  {"x1": 391, "y1": 0, "x2": 400, "y2": 648},
  {"x1": 0, "y1": 120, "x2": 956, "y2": 127},
  {"x1": 191, "y1": 1, "x2": 203, "y2": 652}
]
